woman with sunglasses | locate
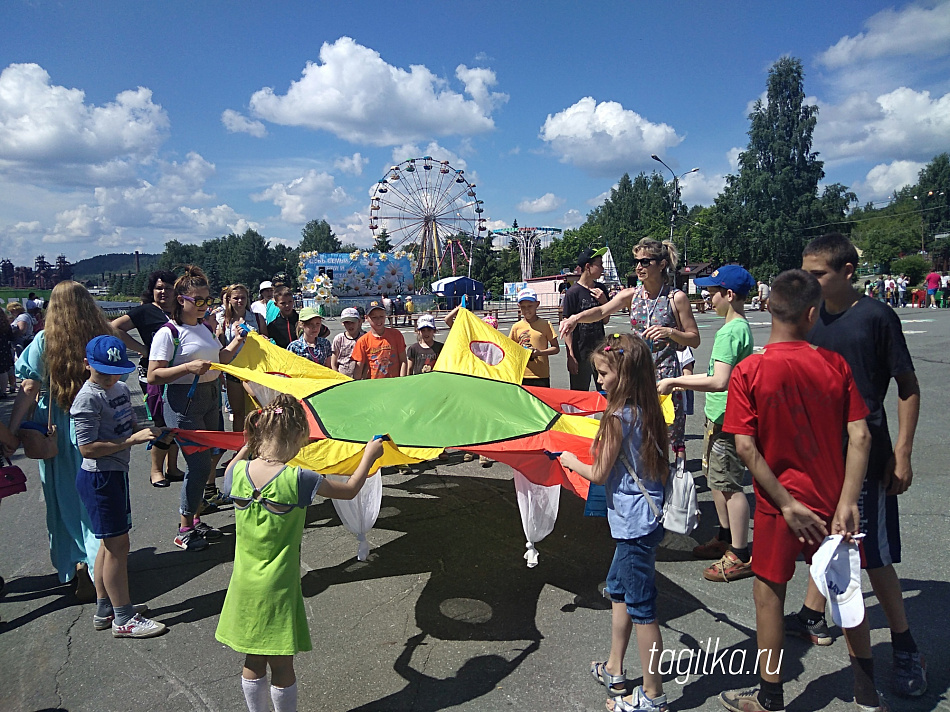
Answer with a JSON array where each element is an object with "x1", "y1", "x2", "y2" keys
[
  {"x1": 112, "y1": 270, "x2": 185, "y2": 487},
  {"x1": 559, "y1": 238, "x2": 700, "y2": 471},
  {"x1": 147, "y1": 266, "x2": 247, "y2": 551}
]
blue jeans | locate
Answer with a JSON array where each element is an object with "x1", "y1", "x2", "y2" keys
[
  {"x1": 163, "y1": 381, "x2": 221, "y2": 517},
  {"x1": 606, "y1": 526, "x2": 664, "y2": 624}
]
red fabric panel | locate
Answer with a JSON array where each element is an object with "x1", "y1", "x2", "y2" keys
[
  {"x1": 521, "y1": 385, "x2": 606, "y2": 415},
  {"x1": 461, "y1": 431, "x2": 595, "y2": 499}
]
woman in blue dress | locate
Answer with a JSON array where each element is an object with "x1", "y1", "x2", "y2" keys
[{"x1": 8, "y1": 281, "x2": 115, "y2": 600}]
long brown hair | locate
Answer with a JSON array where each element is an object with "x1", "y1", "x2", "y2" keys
[
  {"x1": 172, "y1": 265, "x2": 210, "y2": 324},
  {"x1": 244, "y1": 394, "x2": 309, "y2": 462},
  {"x1": 223, "y1": 284, "x2": 250, "y2": 324},
  {"x1": 44, "y1": 281, "x2": 114, "y2": 411},
  {"x1": 590, "y1": 333, "x2": 669, "y2": 482}
]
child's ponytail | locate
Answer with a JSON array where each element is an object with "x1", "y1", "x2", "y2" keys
[
  {"x1": 245, "y1": 394, "x2": 310, "y2": 462},
  {"x1": 590, "y1": 333, "x2": 669, "y2": 482}
]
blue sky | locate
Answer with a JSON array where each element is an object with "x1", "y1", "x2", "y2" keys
[{"x1": 1, "y1": 0, "x2": 949, "y2": 265}]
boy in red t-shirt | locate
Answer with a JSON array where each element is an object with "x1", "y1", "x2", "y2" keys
[
  {"x1": 351, "y1": 302, "x2": 406, "y2": 379},
  {"x1": 719, "y1": 270, "x2": 883, "y2": 712}
]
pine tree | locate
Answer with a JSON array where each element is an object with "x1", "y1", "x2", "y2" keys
[{"x1": 714, "y1": 57, "x2": 824, "y2": 276}]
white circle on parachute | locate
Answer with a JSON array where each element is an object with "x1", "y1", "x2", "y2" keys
[{"x1": 470, "y1": 340, "x2": 504, "y2": 366}]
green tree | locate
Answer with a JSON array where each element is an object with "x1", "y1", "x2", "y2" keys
[
  {"x1": 713, "y1": 57, "x2": 825, "y2": 277},
  {"x1": 299, "y1": 219, "x2": 341, "y2": 254},
  {"x1": 890, "y1": 254, "x2": 930, "y2": 287},
  {"x1": 373, "y1": 228, "x2": 393, "y2": 254}
]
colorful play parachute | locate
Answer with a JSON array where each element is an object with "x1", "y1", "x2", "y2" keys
[{"x1": 175, "y1": 308, "x2": 674, "y2": 564}]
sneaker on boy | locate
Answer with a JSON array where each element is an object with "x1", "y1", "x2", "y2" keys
[
  {"x1": 174, "y1": 527, "x2": 209, "y2": 551},
  {"x1": 112, "y1": 613, "x2": 167, "y2": 638},
  {"x1": 93, "y1": 603, "x2": 149, "y2": 630},
  {"x1": 783, "y1": 611, "x2": 833, "y2": 646},
  {"x1": 703, "y1": 550, "x2": 754, "y2": 582},
  {"x1": 193, "y1": 520, "x2": 223, "y2": 541}
]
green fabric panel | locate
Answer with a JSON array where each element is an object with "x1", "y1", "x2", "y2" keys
[{"x1": 307, "y1": 371, "x2": 557, "y2": 447}]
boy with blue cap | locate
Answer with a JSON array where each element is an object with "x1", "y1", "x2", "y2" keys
[
  {"x1": 658, "y1": 264, "x2": 757, "y2": 582},
  {"x1": 71, "y1": 335, "x2": 166, "y2": 638}
]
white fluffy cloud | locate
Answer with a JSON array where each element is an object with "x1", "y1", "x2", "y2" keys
[
  {"x1": 39, "y1": 152, "x2": 254, "y2": 246},
  {"x1": 819, "y1": 2, "x2": 950, "y2": 69},
  {"x1": 854, "y1": 160, "x2": 926, "y2": 200},
  {"x1": 0, "y1": 63, "x2": 168, "y2": 182},
  {"x1": 331, "y1": 210, "x2": 373, "y2": 248},
  {"x1": 334, "y1": 152, "x2": 369, "y2": 176},
  {"x1": 242, "y1": 37, "x2": 505, "y2": 146},
  {"x1": 221, "y1": 109, "x2": 267, "y2": 138},
  {"x1": 816, "y1": 87, "x2": 950, "y2": 163},
  {"x1": 252, "y1": 169, "x2": 350, "y2": 224},
  {"x1": 540, "y1": 97, "x2": 683, "y2": 175},
  {"x1": 517, "y1": 192, "x2": 564, "y2": 214},
  {"x1": 679, "y1": 172, "x2": 727, "y2": 207},
  {"x1": 559, "y1": 208, "x2": 584, "y2": 229}
]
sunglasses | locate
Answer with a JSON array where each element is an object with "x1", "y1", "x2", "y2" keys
[
  {"x1": 634, "y1": 257, "x2": 658, "y2": 268},
  {"x1": 181, "y1": 295, "x2": 219, "y2": 308}
]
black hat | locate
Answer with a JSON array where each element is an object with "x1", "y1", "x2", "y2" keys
[{"x1": 576, "y1": 247, "x2": 608, "y2": 268}]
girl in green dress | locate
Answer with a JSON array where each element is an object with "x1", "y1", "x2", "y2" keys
[{"x1": 216, "y1": 394, "x2": 384, "y2": 712}]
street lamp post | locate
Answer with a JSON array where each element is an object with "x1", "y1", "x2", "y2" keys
[{"x1": 651, "y1": 155, "x2": 699, "y2": 270}]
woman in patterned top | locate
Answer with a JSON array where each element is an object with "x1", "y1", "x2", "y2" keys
[{"x1": 559, "y1": 238, "x2": 700, "y2": 470}]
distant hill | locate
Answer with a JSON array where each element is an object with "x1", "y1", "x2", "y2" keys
[{"x1": 71, "y1": 253, "x2": 160, "y2": 283}]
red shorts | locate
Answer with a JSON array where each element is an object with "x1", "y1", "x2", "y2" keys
[{"x1": 752, "y1": 510, "x2": 866, "y2": 584}]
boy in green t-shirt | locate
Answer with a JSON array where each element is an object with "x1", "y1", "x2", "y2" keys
[{"x1": 658, "y1": 264, "x2": 756, "y2": 582}]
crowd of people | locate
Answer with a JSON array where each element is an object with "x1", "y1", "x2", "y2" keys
[{"x1": 0, "y1": 232, "x2": 929, "y2": 711}]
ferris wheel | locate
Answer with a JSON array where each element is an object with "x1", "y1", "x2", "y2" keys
[{"x1": 369, "y1": 157, "x2": 487, "y2": 275}]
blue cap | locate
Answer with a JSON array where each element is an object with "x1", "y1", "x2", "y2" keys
[
  {"x1": 694, "y1": 265, "x2": 757, "y2": 297},
  {"x1": 85, "y1": 335, "x2": 137, "y2": 375},
  {"x1": 517, "y1": 287, "x2": 539, "y2": 302}
]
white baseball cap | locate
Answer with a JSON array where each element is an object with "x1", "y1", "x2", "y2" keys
[
  {"x1": 259, "y1": 281, "x2": 274, "y2": 291},
  {"x1": 517, "y1": 287, "x2": 538, "y2": 303},
  {"x1": 417, "y1": 314, "x2": 436, "y2": 330},
  {"x1": 340, "y1": 307, "x2": 361, "y2": 322},
  {"x1": 810, "y1": 535, "x2": 865, "y2": 629}
]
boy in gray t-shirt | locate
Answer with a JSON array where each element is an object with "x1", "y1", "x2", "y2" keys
[{"x1": 70, "y1": 335, "x2": 165, "y2": 638}]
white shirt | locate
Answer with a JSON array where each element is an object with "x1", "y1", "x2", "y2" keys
[
  {"x1": 942, "y1": 275, "x2": 950, "y2": 288},
  {"x1": 250, "y1": 301, "x2": 267, "y2": 318},
  {"x1": 149, "y1": 322, "x2": 221, "y2": 385}
]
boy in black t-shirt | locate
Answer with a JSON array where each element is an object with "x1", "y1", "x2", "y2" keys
[
  {"x1": 561, "y1": 247, "x2": 610, "y2": 390},
  {"x1": 800, "y1": 233, "x2": 925, "y2": 698},
  {"x1": 268, "y1": 286, "x2": 299, "y2": 350},
  {"x1": 405, "y1": 314, "x2": 443, "y2": 375}
]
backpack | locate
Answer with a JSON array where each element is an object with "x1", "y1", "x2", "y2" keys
[{"x1": 618, "y1": 449, "x2": 700, "y2": 536}]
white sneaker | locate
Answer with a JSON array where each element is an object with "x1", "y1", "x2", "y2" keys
[{"x1": 112, "y1": 613, "x2": 167, "y2": 638}]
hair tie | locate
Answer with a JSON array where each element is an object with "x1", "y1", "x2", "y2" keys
[{"x1": 273, "y1": 407, "x2": 283, "y2": 414}]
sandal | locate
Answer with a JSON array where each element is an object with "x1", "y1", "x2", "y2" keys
[
  {"x1": 591, "y1": 661, "x2": 627, "y2": 696},
  {"x1": 607, "y1": 686, "x2": 669, "y2": 711}
]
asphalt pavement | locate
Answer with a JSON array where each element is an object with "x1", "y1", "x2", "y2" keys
[{"x1": 0, "y1": 306, "x2": 947, "y2": 712}]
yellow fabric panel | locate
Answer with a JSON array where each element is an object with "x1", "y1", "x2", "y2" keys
[
  {"x1": 433, "y1": 308, "x2": 529, "y2": 384},
  {"x1": 552, "y1": 395, "x2": 673, "y2": 438},
  {"x1": 660, "y1": 394, "x2": 674, "y2": 425},
  {"x1": 551, "y1": 413, "x2": 601, "y2": 438},
  {"x1": 289, "y1": 438, "x2": 443, "y2": 475},
  {"x1": 212, "y1": 331, "x2": 348, "y2": 398}
]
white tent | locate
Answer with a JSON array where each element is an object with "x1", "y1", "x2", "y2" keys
[{"x1": 602, "y1": 247, "x2": 620, "y2": 285}]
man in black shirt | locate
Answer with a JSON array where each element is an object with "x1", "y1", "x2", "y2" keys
[
  {"x1": 561, "y1": 247, "x2": 610, "y2": 390},
  {"x1": 799, "y1": 234, "x2": 925, "y2": 698}
]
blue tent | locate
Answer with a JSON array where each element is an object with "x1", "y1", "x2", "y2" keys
[{"x1": 430, "y1": 276, "x2": 484, "y2": 310}]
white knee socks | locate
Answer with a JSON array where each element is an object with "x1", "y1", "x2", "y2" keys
[
  {"x1": 271, "y1": 682, "x2": 297, "y2": 712},
  {"x1": 241, "y1": 675, "x2": 269, "y2": 712}
]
